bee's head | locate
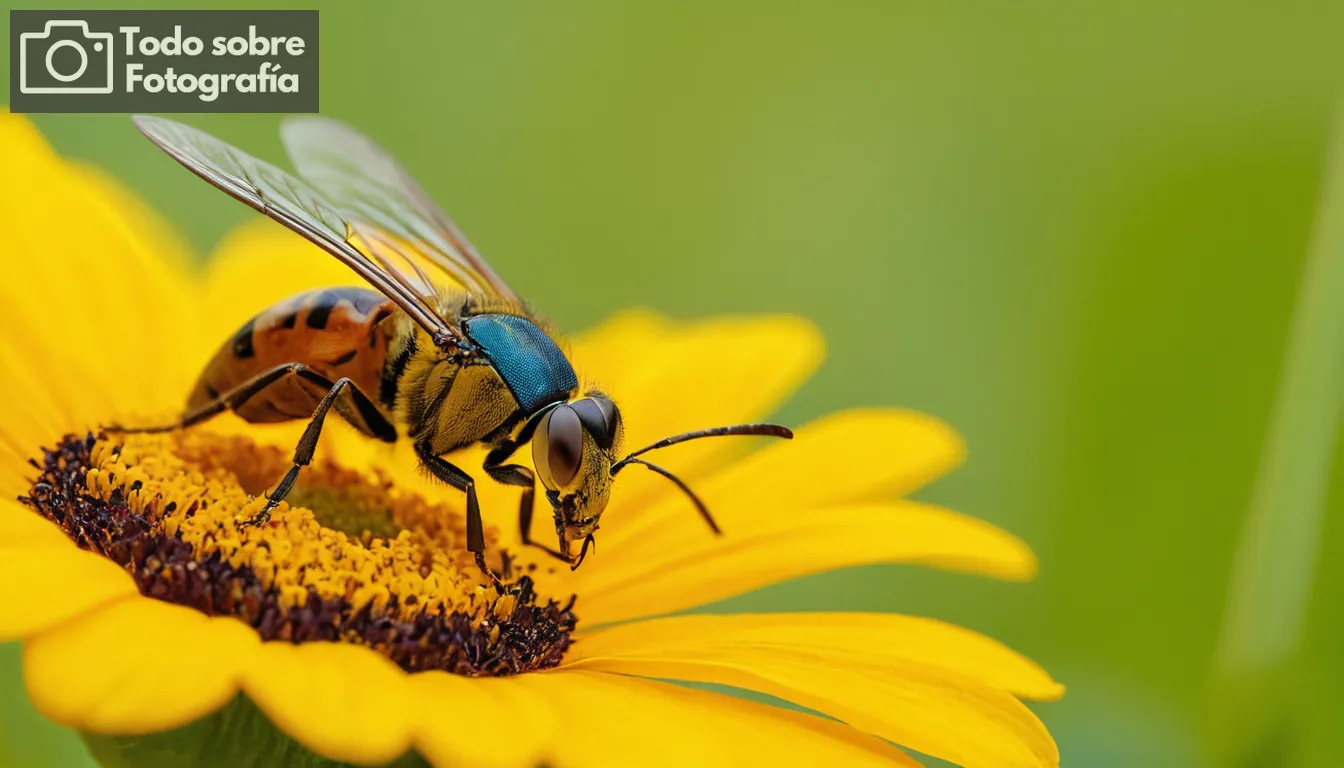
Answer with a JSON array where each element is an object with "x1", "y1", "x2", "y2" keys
[
  {"x1": 530, "y1": 393, "x2": 792, "y2": 569},
  {"x1": 531, "y1": 393, "x2": 624, "y2": 561}
]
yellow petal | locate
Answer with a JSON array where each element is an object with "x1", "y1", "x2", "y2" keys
[
  {"x1": 411, "y1": 672, "x2": 557, "y2": 768},
  {"x1": 0, "y1": 114, "x2": 200, "y2": 433},
  {"x1": 0, "y1": 113, "x2": 200, "y2": 424},
  {"x1": 560, "y1": 653, "x2": 1056, "y2": 767},
  {"x1": 67, "y1": 161, "x2": 196, "y2": 274},
  {"x1": 598, "y1": 315, "x2": 824, "y2": 509},
  {"x1": 242, "y1": 641, "x2": 414, "y2": 765},
  {"x1": 514, "y1": 670, "x2": 923, "y2": 768},
  {"x1": 0, "y1": 332, "x2": 86, "y2": 431},
  {"x1": 0, "y1": 436, "x2": 39, "y2": 500},
  {"x1": 0, "y1": 306, "x2": 109, "y2": 444},
  {"x1": 703, "y1": 408, "x2": 964, "y2": 504},
  {"x1": 0, "y1": 111, "x2": 61, "y2": 164},
  {"x1": 0, "y1": 467, "x2": 26, "y2": 500},
  {"x1": 616, "y1": 314, "x2": 822, "y2": 450},
  {"x1": 598, "y1": 408, "x2": 965, "y2": 556},
  {"x1": 0, "y1": 500, "x2": 74, "y2": 548},
  {"x1": 573, "y1": 501, "x2": 1036, "y2": 625},
  {"x1": 569, "y1": 308, "x2": 673, "y2": 385},
  {"x1": 0, "y1": 547, "x2": 138, "y2": 641},
  {"x1": 568, "y1": 612, "x2": 1064, "y2": 702},
  {"x1": 23, "y1": 598, "x2": 257, "y2": 733}
]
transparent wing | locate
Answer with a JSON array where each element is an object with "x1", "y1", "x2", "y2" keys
[
  {"x1": 132, "y1": 115, "x2": 459, "y2": 344},
  {"x1": 280, "y1": 116, "x2": 521, "y2": 305}
]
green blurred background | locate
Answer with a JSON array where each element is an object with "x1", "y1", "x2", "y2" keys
[{"x1": 4, "y1": 1, "x2": 1343, "y2": 766}]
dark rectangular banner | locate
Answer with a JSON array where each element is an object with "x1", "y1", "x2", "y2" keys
[{"x1": 10, "y1": 10, "x2": 318, "y2": 113}]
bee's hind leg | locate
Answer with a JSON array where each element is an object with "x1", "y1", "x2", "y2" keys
[
  {"x1": 415, "y1": 443, "x2": 505, "y2": 591},
  {"x1": 106, "y1": 363, "x2": 308, "y2": 435}
]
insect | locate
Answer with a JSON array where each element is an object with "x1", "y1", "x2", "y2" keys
[{"x1": 125, "y1": 115, "x2": 792, "y2": 586}]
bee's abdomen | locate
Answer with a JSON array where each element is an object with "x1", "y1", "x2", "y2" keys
[{"x1": 190, "y1": 287, "x2": 397, "y2": 425}]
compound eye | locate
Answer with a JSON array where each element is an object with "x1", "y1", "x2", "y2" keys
[{"x1": 534, "y1": 405, "x2": 583, "y2": 488}]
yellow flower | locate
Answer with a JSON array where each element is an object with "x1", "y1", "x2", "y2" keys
[{"x1": 0, "y1": 113, "x2": 1062, "y2": 768}]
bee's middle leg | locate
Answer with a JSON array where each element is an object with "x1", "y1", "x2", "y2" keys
[
  {"x1": 416, "y1": 443, "x2": 504, "y2": 590},
  {"x1": 248, "y1": 371, "x2": 393, "y2": 527}
]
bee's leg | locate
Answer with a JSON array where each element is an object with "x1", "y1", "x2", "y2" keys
[
  {"x1": 247, "y1": 372, "x2": 394, "y2": 527},
  {"x1": 415, "y1": 443, "x2": 504, "y2": 590},
  {"x1": 486, "y1": 463, "x2": 568, "y2": 565},
  {"x1": 107, "y1": 363, "x2": 310, "y2": 434},
  {"x1": 515, "y1": 491, "x2": 573, "y2": 566},
  {"x1": 482, "y1": 444, "x2": 574, "y2": 567},
  {"x1": 481, "y1": 464, "x2": 534, "y2": 581}
]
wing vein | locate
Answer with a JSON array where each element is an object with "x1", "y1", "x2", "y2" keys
[{"x1": 132, "y1": 114, "x2": 460, "y2": 346}]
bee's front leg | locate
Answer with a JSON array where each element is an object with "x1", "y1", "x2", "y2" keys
[
  {"x1": 572, "y1": 534, "x2": 596, "y2": 570},
  {"x1": 415, "y1": 442, "x2": 504, "y2": 590},
  {"x1": 481, "y1": 442, "x2": 571, "y2": 568},
  {"x1": 480, "y1": 441, "x2": 585, "y2": 573}
]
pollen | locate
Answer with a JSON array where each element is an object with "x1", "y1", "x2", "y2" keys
[{"x1": 21, "y1": 432, "x2": 577, "y2": 676}]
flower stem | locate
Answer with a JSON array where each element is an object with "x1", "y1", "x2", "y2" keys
[{"x1": 1206, "y1": 114, "x2": 1344, "y2": 765}]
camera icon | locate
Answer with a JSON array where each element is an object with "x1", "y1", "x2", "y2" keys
[{"x1": 19, "y1": 20, "x2": 114, "y2": 94}]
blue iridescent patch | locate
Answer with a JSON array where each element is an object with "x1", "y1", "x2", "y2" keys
[{"x1": 463, "y1": 314, "x2": 578, "y2": 413}]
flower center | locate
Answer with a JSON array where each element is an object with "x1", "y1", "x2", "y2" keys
[{"x1": 21, "y1": 431, "x2": 577, "y2": 676}]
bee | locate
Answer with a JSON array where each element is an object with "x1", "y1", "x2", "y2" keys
[{"x1": 126, "y1": 115, "x2": 791, "y2": 586}]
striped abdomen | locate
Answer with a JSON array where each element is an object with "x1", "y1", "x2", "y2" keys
[{"x1": 190, "y1": 287, "x2": 396, "y2": 427}]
